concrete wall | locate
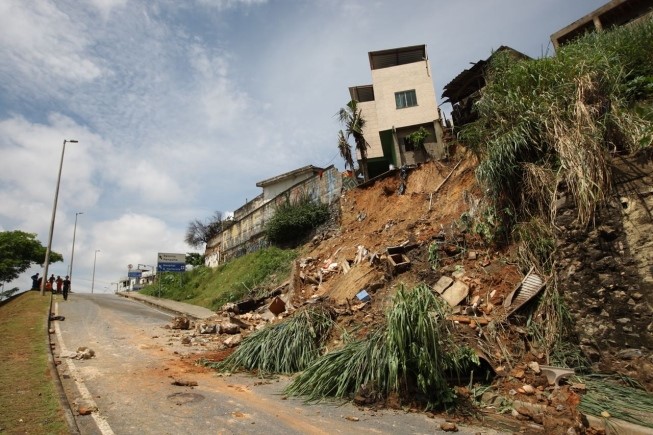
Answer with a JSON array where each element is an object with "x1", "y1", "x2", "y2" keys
[
  {"x1": 371, "y1": 60, "x2": 440, "y2": 131},
  {"x1": 261, "y1": 171, "x2": 317, "y2": 201},
  {"x1": 205, "y1": 166, "x2": 342, "y2": 266}
]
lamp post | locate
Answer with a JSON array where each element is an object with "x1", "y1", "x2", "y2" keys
[
  {"x1": 41, "y1": 139, "x2": 78, "y2": 296},
  {"x1": 91, "y1": 249, "x2": 100, "y2": 294},
  {"x1": 68, "y1": 211, "x2": 84, "y2": 291}
]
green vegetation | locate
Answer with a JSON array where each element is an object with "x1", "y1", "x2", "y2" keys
[
  {"x1": 460, "y1": 18, "x2": 653, "y2": 234},
  {"x1": 285, "y1": 284, "x2": 479, "y2": 409},
  {"x1": 405, "y1": 126, "x2": 430, "y2": 150},
  {"x1": 140, "y1": 247, "x2": 296, "y2": 310},
  {"x1": 0, "y1": 292, "x2": 68, "y2": 434},
  {"x1": 0, "y1": 230, "x2": 63, "y2": 283},
  {"x1": 338, "y1": 99, "x2": 369, "y2": 181},
  {"x1": 578, "y1": 375, "x2": 653, "y2": 429},
  {"x1": 206, "y1": 305, "x2": 335, "y2": 374},
  {"x1": 265, "y1": 195, "x2": 330, "y2": 245}
]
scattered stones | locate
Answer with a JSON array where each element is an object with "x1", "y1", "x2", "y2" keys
[
  {"x1": 223, "y1": 334, "x2": 242, "y2": 348},
  {"x1": 219, "y1": 323, "x2": 240, "y2": 335},
  {"x1": 198, "y1": 323, "x2": 217, "y2": 334},
  {"x1": 77, "y1": 405, "x2": 97, "y2": 415},
  {"x1": 171, "y1": 379, "x2": 198, "y2": 387},
  {"x1": 344, "y1": 416, "x2": 359, "y2": 422},
  {"x1": 440, "y1": 421, "x2": 458, "y2": 432},
  {"x1": 528, "y1": 361, "x2": 541, "y2": 374},
  {"x1": 440, "y1": 280, "x2": 469, "y2": 307},
  {"x1": 171, "y1": 317, "x2": 191, "y2": 330}
]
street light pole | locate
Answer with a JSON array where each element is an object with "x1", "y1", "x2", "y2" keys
[
  {"x1": 68, "y1": 211, "x2": 84, "y2": 290},
  {"x1": 91, "y1": 249, "x2": 100, "y2": 294},
  {"x1": 41, "y1": 139, "x2": 78, "y2": 296}
]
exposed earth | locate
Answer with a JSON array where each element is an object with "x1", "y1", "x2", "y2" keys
[{"x1": 161, "y1": 147, "x2": 653, "y2": 434}]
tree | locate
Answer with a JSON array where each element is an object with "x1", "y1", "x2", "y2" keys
[
  {"x1": 185, "y1": 252, "x2": 204, "y2": 267},
  {"x1": 337, "y1": 130, "x2": 355, "y2": 173},
  {"x1": 0, "y1": 231, "x2": 63, "y2": 283},
  {"x1": 338, "y1": 99, "x2": 369, "y2": 182},
  {"x1": 185, "y1": 211, "x2": 224, "y2": 248}
]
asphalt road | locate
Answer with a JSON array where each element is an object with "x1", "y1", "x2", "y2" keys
[{"x1": 53, "y1": 293, "x2": 502, "y2": 435}]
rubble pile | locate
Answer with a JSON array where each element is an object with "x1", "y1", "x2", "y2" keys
[{"x1": 165, "y1": 155, "x2": 652, "y2": 433}]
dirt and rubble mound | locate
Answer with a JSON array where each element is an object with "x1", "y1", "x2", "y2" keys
[{"x1": 166, "y1": 149, "x2": 652, "y2": 433}]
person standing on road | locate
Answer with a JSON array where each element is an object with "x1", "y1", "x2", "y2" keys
[
  {"x1": 62, "y1": 276, "x2": 71, "y2": 301},
  {"x1": 55, "y1": 275, "x2": 63, "y2": 294},
  {"x1": 31, "y1": 273, "x2": 40, "y2": 290}
]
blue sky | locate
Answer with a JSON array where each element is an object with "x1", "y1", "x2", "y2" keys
[{"x1": 0, "y1": 0, "x2": 607, "y2": 292}]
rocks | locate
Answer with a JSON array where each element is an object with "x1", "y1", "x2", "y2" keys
[
  {"x1": 440, "y1": 280, "x2": 469, "y2": 307},
  {"x1": 171, "y1": 317, "x2": 191, "y2": 330},
  {"x1": 223, "y1": 334, "x2": 242, "y2": 347},
  {"x1": 219, "y1": 323, "x2": 240, "y2": 335},
  {"x1": 440, "y1": 422, "x2": 458, "y2": 432},
  {"x1": 198, "y1": 323, "x2": 217, "y2": 334}
]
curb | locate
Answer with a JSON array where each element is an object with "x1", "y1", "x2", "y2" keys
[
  {"x1": 116, "y1": 292, "x2": 208, "y2": 320},
  {"x1": 46, "y1": 293, "x2": 81, "y2": 434}
]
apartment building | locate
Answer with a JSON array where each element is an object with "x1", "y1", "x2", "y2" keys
[{"x1": 348, "y1": 45, "x2": 445, "y2": 179}]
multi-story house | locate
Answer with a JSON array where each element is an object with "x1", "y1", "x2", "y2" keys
[{"x1": 348, "y1": 44, "x2": 446, "y2": 179}]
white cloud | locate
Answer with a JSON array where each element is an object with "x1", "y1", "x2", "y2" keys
[{"x1": 0, "y1": 0, "x2": 103, "y2": 100}]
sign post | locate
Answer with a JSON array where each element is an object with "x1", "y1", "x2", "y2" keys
[{"x1": 156, "y1": 253, "x2": 186, "y2": 298}]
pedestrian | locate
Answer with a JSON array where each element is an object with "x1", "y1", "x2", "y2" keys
[
  {"x1": 56, "y1": 275, "x2": 63, "y2": 294},
  {"x1": 62, "y1": 276, "x2": 71, "y2": 301},
  {"x1": 31, "y1": 273, "x2": 40, "y2": 290},
  {"x1": 48, "y1": 274, "x2": 55, "y2": 290},
  {"x1": 37, "y1": 276, "x2": 43, "y2": 291}
]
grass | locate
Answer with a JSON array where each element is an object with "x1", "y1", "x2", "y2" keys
[
  {"x1": 285, "y1": 284, "x2": 479, "y2": 409},
  {"x1": 460, "y1": 17, "x2": 653, "y2": 231},
  {"x1": 205, "y1": 305, "x2": 335, "y2": 374},
  {"x1": 0, "y1": 291, "x2": 68, "y2": 434},
  {"x1": 578, "y1": 375, "x2": 653, "y2": 429},
  {"x1": 140, "y1": 246, "x2": 297, "y2": 310}
]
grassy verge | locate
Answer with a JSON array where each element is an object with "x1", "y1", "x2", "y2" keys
[
  {"x1": 0, "y1": 291, "x2": 68, "y2": 434},
  {"x1": 140, "y1": 247, "x2": 297, "y2": 310}
]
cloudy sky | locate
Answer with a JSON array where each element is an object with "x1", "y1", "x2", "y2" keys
[{"x1": 1, "y1": 0, "x2": 606, "y2": 293}]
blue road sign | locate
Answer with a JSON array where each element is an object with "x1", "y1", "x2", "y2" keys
[
  {"x1": 157, "y1": 262, "x2": 186, "y2": 272},
  {"x1": 128, "y1": 271, "x2": 142, "y2": 278}
]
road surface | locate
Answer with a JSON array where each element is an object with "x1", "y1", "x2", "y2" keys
[{"x1": 53, "y1": 293, "x2": 502, "y2": 434}]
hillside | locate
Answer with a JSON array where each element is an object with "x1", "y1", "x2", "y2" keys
[{"x1": 153, "y1": 18, "x2": 653, "y2": 433}]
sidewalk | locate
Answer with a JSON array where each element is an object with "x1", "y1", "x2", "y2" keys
[{"x1": 116, "y1": 291, "x2": 216, "y2": 320}]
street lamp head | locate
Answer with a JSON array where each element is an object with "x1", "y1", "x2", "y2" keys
[{"x1": 66, "y1": 139, "x2": 79, "y2": 143}]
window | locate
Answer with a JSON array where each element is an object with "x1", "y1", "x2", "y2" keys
[
  {"x1": 403, "y1": 136, "x2": 415, "y2": 152},
  {"x1": 395, "y1": 90, "x2": 417, "y2": 109}
]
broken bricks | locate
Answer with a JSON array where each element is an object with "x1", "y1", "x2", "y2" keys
[{"x1": 171, "y1": 317, "x2": 191, "y2": 330}]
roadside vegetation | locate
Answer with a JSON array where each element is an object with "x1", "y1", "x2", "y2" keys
[
  {"x1": 140, "y1": 246, "x2": 296, "y2": 310},
  {"x1": 461, "y1": 18, "x2": 653, "y2": 234},
  {"x1": 456, "y1": 18, "x2": 653, "y2": 373},
  {"x1": 0, "y1": 292, "x2": 68, "y2": 434}
]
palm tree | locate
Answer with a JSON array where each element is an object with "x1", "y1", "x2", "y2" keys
[
  {"x1": 338, "y1": 99, "x2": 369, "y2": 182},
  {"x1": 337, "y1": 130, "x2": 355, "y2": 174}
]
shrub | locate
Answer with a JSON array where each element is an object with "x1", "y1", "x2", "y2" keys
[{"x1": 265, "y1": 195, "x2": 330, "y2": 244}]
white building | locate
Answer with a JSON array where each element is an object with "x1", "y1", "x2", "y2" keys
[{"x1": 348, "y1": 44, "x2": 446, "y2": 178}]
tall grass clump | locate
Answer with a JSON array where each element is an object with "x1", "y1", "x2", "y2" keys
[
  {"x1": 578, "y1": 375, "x2": 653, "y2": 429},
  {"x1": 206, "y1": 305, "x2": 335, "y2": 374},
  {"x1": 460, "y1": 17, "x2": 653, "y2": 229},
  {"x1": 285, "y1": 284, "x2": 479, "y2": 409}
]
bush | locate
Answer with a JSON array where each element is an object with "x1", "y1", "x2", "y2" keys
[
  {"x1": 265, "y1": 196, "x2": 330, "y2": 244},
  {"x1": 460, "y1": 17, "x2": 653, "y2": 228}
]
